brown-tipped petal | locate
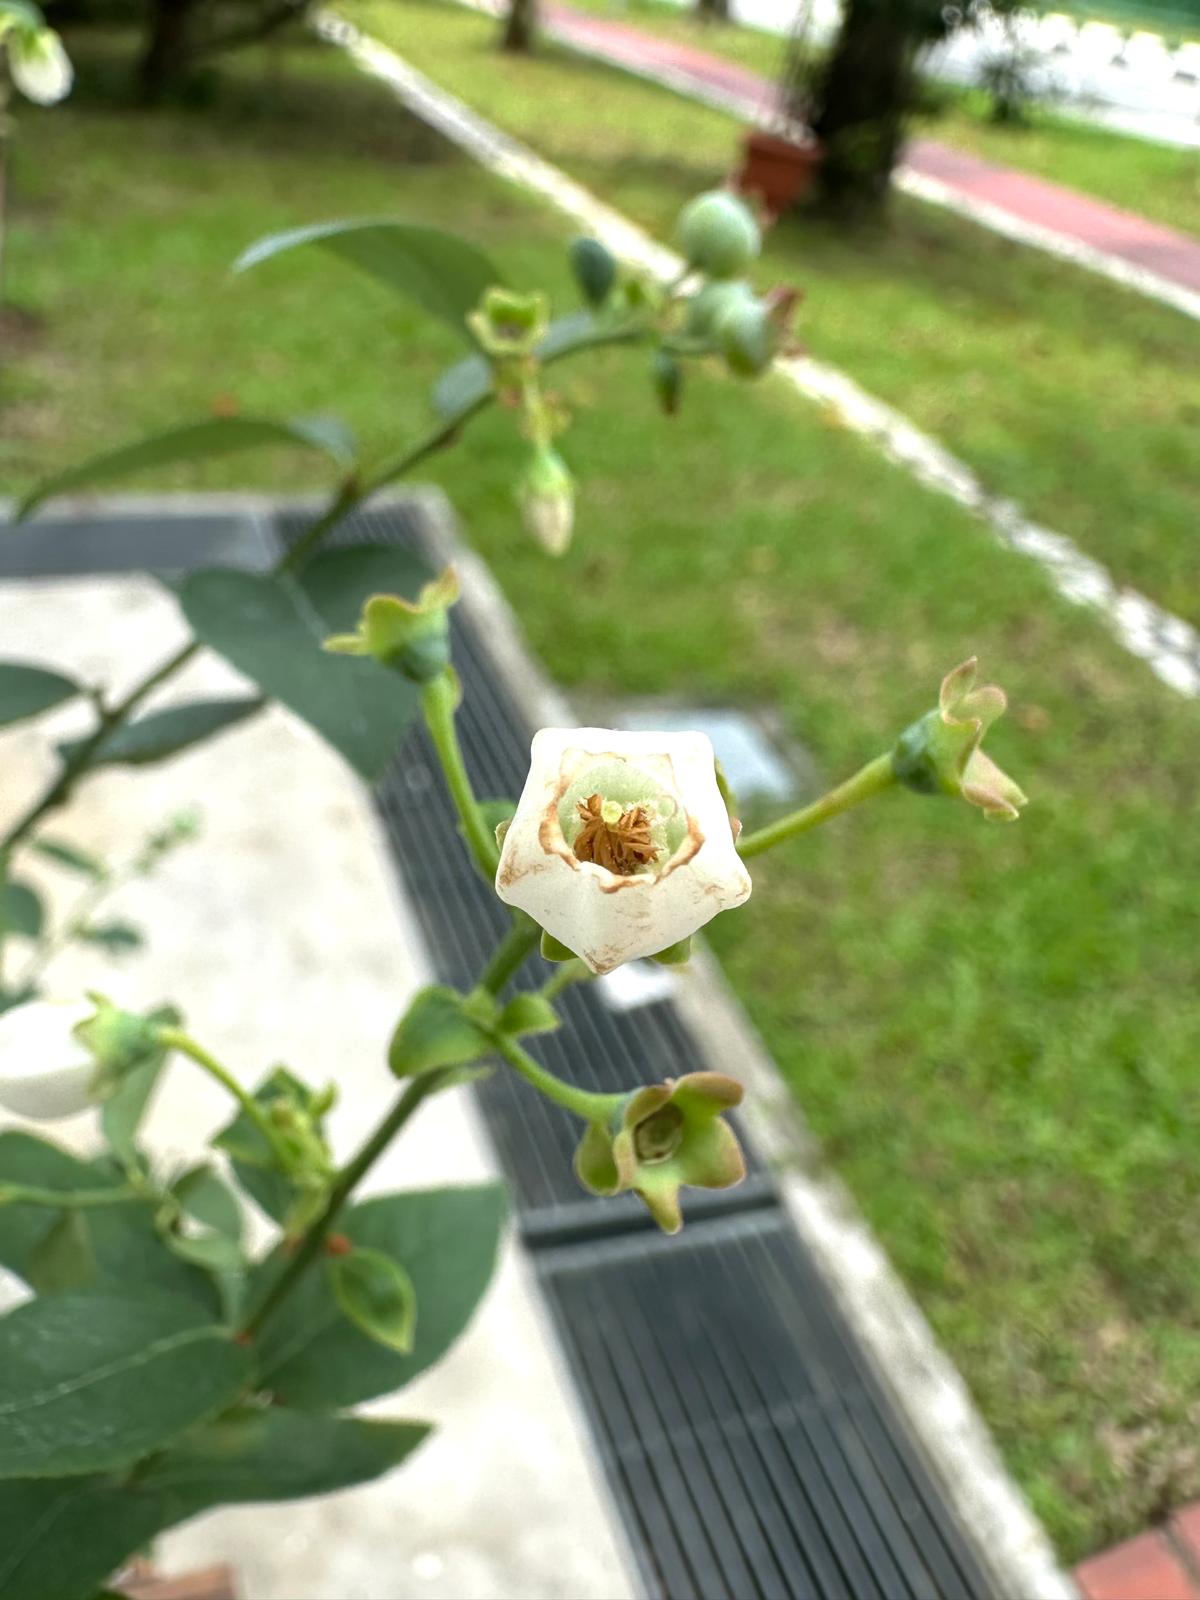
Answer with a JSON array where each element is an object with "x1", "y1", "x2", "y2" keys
[
  {"x1": 957, "y1": 682, "x2": 1007, "y2": 733},
  {"x1": 634, "y1": 1171, "x2": 684, "y2": 1235},
  {"x1": 622, "y1": 1082, "x2": 675, "y2": 1130},
  {"x1": 671, "y1": 1070, "x2": 744, "y2": 1113},
  {"x1": 675, "y1": 1116, "x2": 747, "y2": 1192},
  {"x1": 962, "y1": 750, "x2": 1028, "y2": 820}
]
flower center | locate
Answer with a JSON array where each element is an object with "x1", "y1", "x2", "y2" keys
[
  {"x1": 573, "y1": 793, "x2": 661, "y2": 876},
  {"x1": 633, "y1": 1104, "x2": 685, "y2": 1164}
]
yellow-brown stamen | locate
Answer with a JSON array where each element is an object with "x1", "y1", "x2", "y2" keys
[{"x1": 573, "y1": 793, "x2": 660, "y2": 875}]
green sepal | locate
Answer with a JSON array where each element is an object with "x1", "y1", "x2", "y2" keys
[
  {"x1": 539, "y1": 929, "x2": 578, "y2": 963},
  {"x1": 649, "y1": 936, "x2": 693, "y2": 966}
]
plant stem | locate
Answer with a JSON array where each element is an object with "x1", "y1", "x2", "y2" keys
[
  {"x1": 238, "y1": 1069, "x2": 448, "y2": 1339},
  {"x1": 421, "y1": 670, "x2": 499, "y2": 882},
  {"x1": 0, "y1": 1182, "x2": 146, "y2": 1209},
  {"x1": 737, "y1": 753, "x2": 897, "y2": 860},
  {"x1": 155, "y1": 1027, "x2": 293, "y2": 1167},
  {"x1": 478, "y1": 915, "x2": 541, "y2": 996},
  {"x1": 492, "y1": 1032, "x2": 623, "y2": 1122},
  {"x1": 540, "y1": 958, "x2": 592, "y2": 1002}
]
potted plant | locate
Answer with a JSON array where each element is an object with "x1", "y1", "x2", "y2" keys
[{"x1": 736, "y1": 0, "x2": 823, "y2": 216}]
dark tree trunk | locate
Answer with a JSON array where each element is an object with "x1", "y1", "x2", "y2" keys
[
  {"x1": 501, "y1": 0, "x2": 538, "y2": 52},
  {"x1": 695, "y1": 0, "x2": 731, "y2": 20},
  {"x1": 811, "y1": 0, "x2": 915, "y2": 215},
  {"x1": 138, "y1": 0, "x2": 200, "y2": 102}
]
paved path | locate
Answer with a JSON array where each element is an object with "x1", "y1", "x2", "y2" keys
[{"x1": 543, "y1": 1, "x2": 1200, "y2": 317}]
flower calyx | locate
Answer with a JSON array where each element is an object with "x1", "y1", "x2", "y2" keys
[
  {"x1": 324, "y1": 567, "x2": 458, "y2": 684},
  {"x1": 892, "y1": 657, "x2": 1028, "y2": 821},
  {"x1": 574, "y1": 1071, "x2": 746, "y2": 1233}
]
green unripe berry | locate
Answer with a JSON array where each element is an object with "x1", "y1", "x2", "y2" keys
[
  {"x1": 716, "y1": 296, "x2": 776, "y2": 378},
  {"x1": 685, "y1": 279, "x2": 755, "y2": 343},
  {"x1": 569, "y1": 237, "x2": 618, "y2": 308},
  {"x1": 675, "y1": 190, "x2": 761, "y2": 279}
]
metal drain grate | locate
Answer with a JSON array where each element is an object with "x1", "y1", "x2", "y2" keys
[
  {"x1": 274, "y1": 501, "x2": 997, "y2": 1598},
  {"x1": 539, "y1": 1214, "x2": 989, "y2": 1600}
]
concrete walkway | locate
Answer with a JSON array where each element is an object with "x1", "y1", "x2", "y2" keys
[
  {"x1": 0, "y1": 570, "x2": 636, "y2": 1600},
  {"x1": 541, "y1": 0, "x2": 1200, "y2": 319}
]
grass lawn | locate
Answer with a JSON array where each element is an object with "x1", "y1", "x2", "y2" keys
[
  {"x1": 349, "y1": 0, "x2": 1200, "y2": 636},
  {"x1": 6, "y1": 27, "x2": 1200, "y2": 1562},
  {"x1": 564, "y1": 0, "x2": 1200, "y2": 238}
]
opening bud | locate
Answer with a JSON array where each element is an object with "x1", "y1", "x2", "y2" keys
[
  {"x1": 467, "y1": 287, "x2": 550, "y2": 359},
  {"x1": 324, "y1": 568, "x2": 459, "y2": 684},
  {"x1": 516, "y1": 444, "x2": 576, "y2": 557}
]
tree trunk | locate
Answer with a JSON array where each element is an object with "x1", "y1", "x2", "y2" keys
[
  {"x1": 695, "y1": 0, "x2": 731, "y2": 20},
  {"x1": 811, "y1": 0, "x2": 915, "y2": 215},
  {"x1": 501, "y1": 0, "x2": 538, "y2": 52},
  {"x1": 138, "y1": 0, "x2": 200, "y2": 103}
]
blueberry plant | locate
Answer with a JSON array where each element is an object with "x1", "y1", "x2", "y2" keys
[{"x1": 0, "y1": 189, "x2": 1026, "y2": 1600}]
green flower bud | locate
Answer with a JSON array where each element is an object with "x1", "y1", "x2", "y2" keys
[
  {"x1": 651, "y1": 349, "x2": 683, "y2": 416},
  {"x1": 893, "y1": 658, "x2": 1028, "y2": 821},
  {"x1": 516, "y1": 444, "x2": 575, "y2": 557},
  {"x1": 569, "y1": 237, "x2": 618, "y2": 308},
  {"x1": 467, "y1": 287, "x2": 550, "y2": 358},
  {"x1": 574, "y1": 1072, "x2": 746, "y2": 1234},
  {"x1": 675, "y1": 190, "x2": 761, "y2": 280},
  {"x1": 324, "y1": 567, "x2": 458, "y2": 684}
]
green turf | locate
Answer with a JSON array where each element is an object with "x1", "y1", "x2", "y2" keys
[
  {"x1": 5, "y1": 26, "x2": 1200, "y2": 1562},
  {"x1": 349, "y1": 0, "x2": 1200, "y2": 633},
  {"x1": 564, "y1": 0, "x2": 1200, "y2": 238}
]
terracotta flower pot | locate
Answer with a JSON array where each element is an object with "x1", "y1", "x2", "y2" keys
[{"x1": 736, "y1": 128, "x2": 823, "y2": 218}]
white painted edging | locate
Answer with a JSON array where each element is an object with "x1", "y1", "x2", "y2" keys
[
  {"x1": 317, "y1": 14, "x2": 1200, "y2": 705},
  {"x1": 411, "y1": 483, "x2": 1079, "y2": 1600}
]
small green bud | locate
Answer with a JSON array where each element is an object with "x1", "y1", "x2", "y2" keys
[
  {"x1": 676, "y1": 190, "x2": 761, "y2": 280},
  {"x1": 467, "y1": 287, "x2": 550, "y2": 358},
  {"x1": 569, "y1": 237, "x2": 618, "y2": 308},
  {"x1": 516, "y1": 444, "x2": 575, "y2": 557},
  {"x1": 324, "y1": 567, "x2": 458, "y2": 684},
  {"x1": 651, "y1": 349, "x2": 683, "y2": 416}
]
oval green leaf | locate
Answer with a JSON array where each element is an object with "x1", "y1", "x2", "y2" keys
[
  {"x1": 234, "y1": 219, "x2": 501, "y2": 339},
  {"x1": 58, "y1": 697, "x2": 264, "y2": 769},
  {"x1": 0, "y1": 663, "x2": 83, "y2": 728},
  {"x1": 0, "y1": 1292, "x2": 252, "y2": 1479},
  {"x1": 17, "y1": 415, "x2": 356, "y2": 520},
  {"x1": 331, "y1": 1246, "x2": 417, "y2": 1354}
]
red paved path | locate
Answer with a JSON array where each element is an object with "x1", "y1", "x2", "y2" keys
[{"x1": 546, "y1": 2, "x2": 1200, "y2": 299}]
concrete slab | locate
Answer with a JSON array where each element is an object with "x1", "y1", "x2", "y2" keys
[{"x1": 0, "y1": 572, "x2": 635, "y2": 1600}]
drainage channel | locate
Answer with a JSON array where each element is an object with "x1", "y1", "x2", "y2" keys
[{"x1": 3, "y1": 503, "x2": 997, "y2": 1600}]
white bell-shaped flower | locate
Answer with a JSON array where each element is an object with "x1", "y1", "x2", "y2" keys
[
  {"x1": 7, "y1": 24, "x2": 73, "y2": 105},
  {"x1": 496, "y1": 728, "x2": 752, "y2": 974},
  {"x1": 0, "y1": 998, "x2": 98, "y2": 1121}
]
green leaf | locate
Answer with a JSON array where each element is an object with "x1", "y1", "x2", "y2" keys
[
  {"x1": 497, "y1": 992, "x2": 560, "y2": 1038},
  {"x1": 253, "y1": 1183, "x2": 506, "y2": 1409},
  {"x1": 163, "y1": 1229, "x2": 244, "y2": 1274},
  {"x1": 58, "y1": 698, "x2": 263, "y2": 769},
  {"x1": 0, "y1": 1135, "x2": 123, "y2": 1283},
  {"x1": 25, "y1": 1212, "x2": 95, "y2": 1295},
  {"x1": 30, "y1": 838, "x2": 106, "y2": 879},
  {"x1": 235, "y1": 219, "x2": 500, "y2": 339},
  {"x1": 0, "y1": 1292, "x2": 252, "y2": 1479},
  {"x1": 0, "y1": 663, "x2": 82, "y2": 728},
  {"x1": 100, "y1": 1055, "x2": 164, "y2": 1169},
  {"x1": 388, "y1": 985, "x2": 494, "y2": 1079},
  {"x1": 0, "y1": 1135, "x2": 220, "y2": 1313},
  {"x1": 331, "y1": 1246, "x2": 417, "y2": 1354},
  {"x1": 0, "y1": 1412, "x2": 429, "y2": 1600},
  {"x1": 431, "y1": 309, "x2": 598, "y2": 421},
  {"x1": 180, "y1": 549, "x2": 429, "y2": 779},
  {"x1": 0, "y1": 882, "x2": 44, "y2": 939},
  {"x1": 16, "y1": 416, "x2": 356, "y2": 520},
  {"x1": 78, "y1": 921, "x2": 142, "y2": 953},
  {"x1": 174, "y1": 1165, "x2": 243, "y2": 1243}
]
